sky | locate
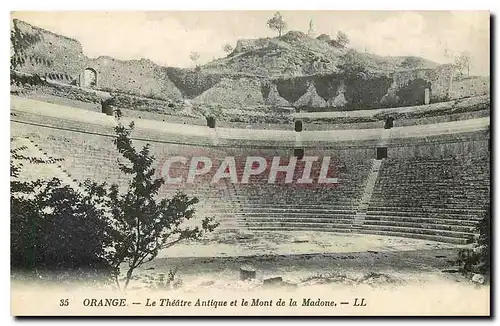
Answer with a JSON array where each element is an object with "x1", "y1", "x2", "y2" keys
[{"x1": 11, "y1": 11, "x2": 490, "y2": 76}]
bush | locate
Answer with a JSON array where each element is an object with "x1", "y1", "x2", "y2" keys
[
  {"x1": 10, "y1": 144, "x2": 115, "y2": 283},
  {"x1": 10, "y1": 72, "x2": 47, "y2": 87},
  {"x1": 457, "y1": 209, "x2": 490, "y2": 278},
  {"x1": 10, "y1": 178, "x2": 115, "y2": 283}
]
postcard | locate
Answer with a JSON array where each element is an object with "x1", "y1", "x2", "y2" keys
[{"x1": 10, "y1": 10, "x2": 491, "y2": 316}]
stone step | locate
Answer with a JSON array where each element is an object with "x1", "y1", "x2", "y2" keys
[
  {"x1": 364, "y1": 215, "x2": 481, "y2": 225},
  {"x1": 237, "y1": 213, "x2": 355, "y2": 219},
  {"x1": 366, "y1": 212, "x2": 484, "y2": 220},
  {"x1": 360, "y1": 224, "x2": 475, "y2": 238},
  {"x1": 243, "y1": 221, "x2": 353, "y2": 228},
  {"x1": 240, "y1": 217, "x2": 353, "y2": 224},
  {"x1": 357, "y1": 230, "x2": 469, "y2": 245},
  {"x1": 363, "y1": 220, "x2": 476, "y2": 233},
  {"x1": 247, "y1": 226, "x2": 353, "y2": 233}
]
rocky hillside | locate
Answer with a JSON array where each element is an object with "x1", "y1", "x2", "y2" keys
[
  {"x1": 13, "y1": 19, "x2": 457, "y2": 112},
  {"x1": 202, "y1": 31, "x2": 439, "y2": 77}
]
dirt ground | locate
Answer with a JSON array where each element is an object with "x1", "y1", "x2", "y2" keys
[
  {"x1": 123, "y1": 230, "x2": 472, "y2": 291},
  {"x1": 11, "y1": 231, "x2": 490, "y2": 316}
]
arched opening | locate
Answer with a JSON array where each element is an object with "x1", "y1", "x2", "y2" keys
[
  {"x1": 101, "y1": 98, "x2": 114, "y2": 116},
  {"x1": 384, "y1": 117, "x2": 394, "y2": 129},
  {"x1": 206, "y1": 116, "x2": 216, "y2": 129},
  {"x1": 376, "y1": 147, "x2": 388, "y2": 160},
  {"x1": 294, "y1": 148, "x2": 304, "y2": 159},
  {"x1": 396, "y1": 79, "x2": 432, "y2": 106},
  {"x1": 82, "y1": 68, "x2": 97, "y2": 88},
  {"x1": 294, "y1": 120, "x2": 303, "y2": 132}
]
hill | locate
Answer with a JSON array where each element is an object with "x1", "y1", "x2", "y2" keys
[
  {"x1": 201, "y1": 31, "x2": 439, "y2": 77},
  {"x1": 12, "y1": 19, "x2": 484, "y2": 113}
]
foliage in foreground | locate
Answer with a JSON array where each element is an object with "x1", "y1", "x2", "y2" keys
[
  {"x1": 457, "y1": 208, "x2": 490, "y2": 279},
  {"x1": 103, "y1": 121, "x2": 219, "y2": 289},
  {"x1": 11, "y1": 146, "x2": 114, "y2": 282},
  {"x1": 10, "y1": 120, "x2": 219, "y2": 289}
]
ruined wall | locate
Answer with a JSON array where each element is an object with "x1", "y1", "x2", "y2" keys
[
  {"x1": 12, "y1": 19, "x2": 86, "y2": 83},
  {"x1": 12, "y1": 19, "x2": 182, "y2": 100},
  {"x1": 12, "y1": 19, "x2": 478, "y2": 111},
  {"x1": 382, "y1": 65, "x2": 454, "y2": 106},
  {"x1": 271, "y1": 72, "x2": 413, "y2": 110},
  {"x1": 450, "y1": 76, "x2": 490, "y2": 99},
  {"x1": 192, "y1": 77, "x2": 265, "y2": 107},
  {"x1": 165, "y1": 68, "x2": 224, "y2": 99},
  {"x1": 88, "y1": 57, "x2": 182, "y2": 100}
]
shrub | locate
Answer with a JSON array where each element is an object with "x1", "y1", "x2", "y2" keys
[
  {"x1": 10, "y1": 145, "x2": 114, "y2": 283},
  {"x1": 457, "y1": 209, "x2": 490, "y2": 279}
]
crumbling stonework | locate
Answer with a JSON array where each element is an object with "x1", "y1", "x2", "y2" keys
[
  {"x1": 327, "y1": 81, "x2": 347, "y2": 108},
  {"x1": 294, "y1": 82, "x2": 327, "y2": 108},
  {"x1": 383, "y1": 65, "x2": 455, "y2": 105},
  {"x1": 192, "y1": 77, "x2": 265, "y2": 107},
  {"x1": 12, "y1": 19, "x2": 182, "y2": 100},
  {"x1": 264, "y1": 83, "x2": 290, "y2": 107},
  {"x1": 11, "y1": 19, "x2": 467, "y2": 111},
  {"x1": 450, "y1": 76, "x2": 490, "y2": 99}
]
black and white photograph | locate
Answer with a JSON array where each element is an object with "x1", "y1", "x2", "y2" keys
[{"x1": 9, "y1": 10, "x2": 491, "y2": 316}]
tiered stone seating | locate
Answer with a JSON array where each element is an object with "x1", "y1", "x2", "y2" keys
[
  {"x1": 11, "y1": 96, "x2": 490, "y2": 243},
  {"x1": 363, "y1": 154, "x2": 490, "y2": 244},
  {"x1": 11, "y1": 122, "x2": 241, "y2": 231},
  {"x1": 230, "y1": 157, "x2": 372, "y2": 233}
]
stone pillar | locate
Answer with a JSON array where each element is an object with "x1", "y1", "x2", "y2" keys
[{"x1": 424, "y1": 88, "x2": 430, "y2": 105}]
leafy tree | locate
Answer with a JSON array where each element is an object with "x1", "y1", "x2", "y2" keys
[
  {"x1": 454, "y1": 52, "x2": 471, "y2": 77},
  {"x1": 222, "y1": 44, "x2": 234, "y2": 54},
  {"x1": 189, "y1": 52, "x2": 200, "y2": 68},
  {"x1": 10, "y1": 144, "x2": 114, "y2": 282},
  {"x1": 267, "y1": 12, "x2": 287, "y2": 38},
  {"x1": 473, "y1": 208, "x2": 490, "y2": 275},
  {"x1": 456, "y1": 208, "x2": 490, "y2": 280},
  {"x1": 330, "y1": 31, "x2": 349, "y2": 48},
  {"x1": 400, "y1": 56, "x2": 423, "y2": 69},
  {"x1": 104, "y1": 121, "x2": 219, "y2": 290},
  {"x1": 336, "y1": 49, "x2": 367, "y2": 77},
  {"x1": 11, "y1": 120, "x2": 220, "y2": 289}
]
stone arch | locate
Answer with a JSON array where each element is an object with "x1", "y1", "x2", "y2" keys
[
  {"x1": 294, "y1": 120, "x2": 303, "y2": 132},
  {"x1": 384, "y1": 116, "x2": 395, "y2": 129},
  {"x1": 81, "y1": 68, "x2": 98, "y2": 88}
]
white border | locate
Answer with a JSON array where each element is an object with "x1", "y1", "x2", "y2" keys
[{"x1": 2, "y1": 1, "x2": 498, "y2": 325}]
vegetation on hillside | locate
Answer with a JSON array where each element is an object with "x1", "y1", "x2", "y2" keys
[
  {"x1": 267, "y1": 12, "x2": 287, "y2": 38},
  {"x1": 12, "y1": 17, "x2": 484, "y2": 116}
]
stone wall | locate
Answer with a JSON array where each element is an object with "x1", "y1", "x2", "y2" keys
[
  {"x1": 382, "y1": 65, "x2": 455, "y2": 106},
  {"x1": 11, "y1": 95, "x2": 489, "y2": 162},
  {"x1": 12, "y1": 19, "x2": 86, "y2": 83},
  {"x1": 88, "y1": 57, "x2": 183, "y2": 100},
  {"x1": 12, "y1": 19, "x2": 479, "y2": 111},
  {"x1": 450, "y1": 76, "x2": 490, "y2": 99},
  {"x1": 12, "y1": 19, "x2": 183, "y2": 101}
]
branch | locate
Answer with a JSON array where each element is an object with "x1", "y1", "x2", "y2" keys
[
  {"x1": 136, "y1": 249, "x2": 156, "y2": 266},
  {"x1": 161, "y1": 236, "x2": 185, "y2": 250}
]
